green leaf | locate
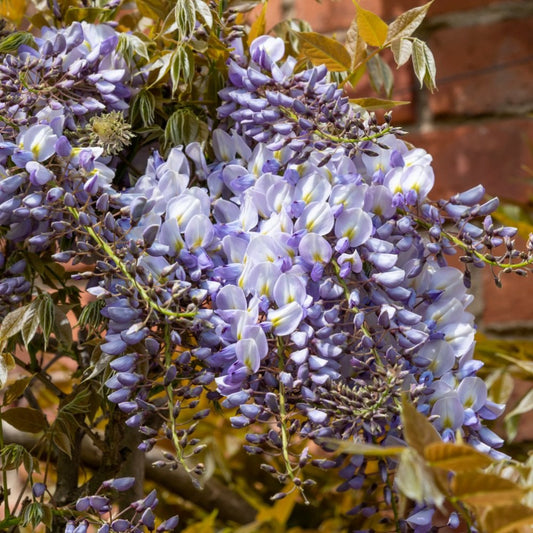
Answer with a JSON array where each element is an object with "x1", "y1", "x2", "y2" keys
[
  {"x1": 22, "y1": 502, "x2": 43, "y2": 528},
  {"x1": 345, "y1": 15, "x2": 367, "y2": 71},
  {"x1": 248, "y1": 1, "x2": 267, "y2": 46},
  {"x1": 2, "y1": 407, "x2": 48, "y2": 433},
  {"x1": 117, "y1": 32, "x2": 150, "y2": 63},
  {"x1": 505, "y1": 388, "x2": 533, "y2": 442},
  {"x1": 355, "y1": 5, "x2": 388, "y2": 48},
  {"x1": 0, "y1": 443, "x2": 26, "y2": 470},
  {"x1": 401, "y1": 397, "x2": 441, "y2": 456},
  {"x1": 412, "y1": 38, "x2": 436, "y2": 91},
  {"x1": 422, "y1": 42, "x2": 436, "y2": 91},
  {"x1": 0, "y1": 517, "x2": 20, "y2": 529},
  {"x1": 395, "y1": 448, "x2": 445, "y2": 506},
  {"x1": 452, "y1": 472, "x2": 525, "y2": 507},
  {"x1": 386, "y1": 1, "x2": 434, "y2": 42},
  {"x1": 390, "y1": 37, "x2": 413, "y2": 67},
  {"x1": 164, "y1": 108, "x2": 207, "y2": 149},
  {"x1": 367, "y1": 54, "x2": 394, "y2": 98},
  {"x1": 412, "y1": 38, "x2": 427, "y2": 88},
  {"x1": 349, "y1": 97, "x2": 409, "y2": 111},
  {"x1": 175, "y1": 0, "x2": 197, "y2": 42},
  {"x1": 482, "y1": 503, "x2": 533, "y2": 533},
  {"x1": 297, "y1": 32, "x2": 351, "y2": 72},
  {"x1": 2, "y1": 376, "x2": 32, "y2": 406},
  {"x1": 170, "y1": 46, "x2": 194, "y2": 96},
  {"x1": 323, "y1": 439, "x2": 405, "y2": 457},
  {"x1": 0, "y1": 31, "x2": 35, "y2": 54},
  {"x1": 424, "y1": 442, "x2": 494, "y2": 472}
]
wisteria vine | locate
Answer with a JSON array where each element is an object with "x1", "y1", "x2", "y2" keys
[{"x1": 0, "y1": 15, "x2": 531, "y2": 533}]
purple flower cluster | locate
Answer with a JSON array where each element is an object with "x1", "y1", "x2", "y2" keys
[
  {"x1": 68, "y1": 479, "x2": 179, "y2": 533},
  {"x1": 4, "y1": 23, "x2": 530, "y2": 531},
  {"x1": 69, "y1": 38, "x2": 530, "y2": 531},
  {"x1": 0, "y1": 22, "x2": 132, "y2": 139},
  {"x1": 0, "y1": 22, "x2": 133, "y2": 320},
  {"x1": 219, "y1": 35, "x2": 398, "y2": 159}
]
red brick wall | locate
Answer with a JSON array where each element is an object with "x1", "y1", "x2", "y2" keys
[{"x1": 258, "y1": 0, "x2": 533, "y2": 333}]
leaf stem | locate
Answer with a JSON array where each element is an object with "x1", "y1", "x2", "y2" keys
[{"x1": 67, "y1": 207, "x2": 196, "y2": 320}]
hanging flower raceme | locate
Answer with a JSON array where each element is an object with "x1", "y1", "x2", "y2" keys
[{"x1": 2, "y1": 18, "x2": 531, "y2": 532}]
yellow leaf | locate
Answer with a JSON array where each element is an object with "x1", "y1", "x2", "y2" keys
[
  {"x1": 247, "y1": 1, "x2": 268, "y2": 46},
  {"x1": 181, "y1": 510, "x2": 218, "y2": 533},
  {"x1": 256, "y1": 488, "x2": 298, "y2": 525},
  {"x1": 452, "y1": 472, "x2": 525, "y2": 508},
  {"x1": 349, "y1": 97, "x2": 410, "y2": 111},
  {"x1": 345, "y1": 15, "x2": 367, "y2": 70},
  {"x1": 493, "y1": 208, "x2": 533, "y2": 241},
  {"x1": 355, "y1": 4, "x2": 388, "y2": 47},
  {"x1": 401, "y1": 397, "x2": 441, "y2": 455},
  {"x1": 424, "y1": 442, "x2": 493, "y2": 472},
  {"x1": 297, "y1": 32, "x2": 351, "y2": 72},
  {"x1": 482, "y1": 503, "x2": 533, "y2": 533},
  {"x1": 395, "y1": 448, "x2": 445, "y2": 507},
  {"x1": 0, "y1": 0, "x2": 27, "y2": 24}
]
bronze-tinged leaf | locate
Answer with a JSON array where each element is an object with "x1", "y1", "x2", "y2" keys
[
  {"x1": 2, "y1": 407, "x2": 48, "y2": 433},
  {"x1": 349, "y1": 97, "x2": 409, "y2": 111},
  {"x1": 424, "y1": 442, "x2": 493, "y2": 472},
  {"x1": 401, "y1": 397, "x2": 441, "y2": 456},
  {"x1": 0, "y1": 304, "x2": 29, "y2": 344},
  {"x1": 345, "y1": 15, "x2": 367, "y2": 70},
  {"x1": 386, "y1": 1, "x2": 434, "y2": 42},
  {"x1": 355, "y1": 5, "x2": 388, "y2": 48},
  {"x1": 324, "y1": 439, "x2": 405, "y2": 457},
  {"x1": 451, "y1": 472, "x2": 525, "y2": 508},
  {"x1": 0, "y1": 355, "x2": 8, "y2": 389},
  {"x1": 64, "y1": 7, "x2": 113, "y2": 24},
  {"x1": 136, "y1": 0, "x2": 170, "y2": 20},
  {"x1": 3, "y1": 376, "x2": 32, "y2": 406},
  {"x1": 22, "y1": 301, "x2": 40, "y2": 348},
  {"x1": 297, "y1": 32, "x2": 351, "y2": 72},
  {"x1": 505, "y1": 388, "x2": 533, "y2": 442},
  {"x1": 247, "y1": 1, "x2": 267, "y2": 46},
  {"x1": 53, "y1": 307, "x2": 73, "y2": 348},
  {"x1": 52, "y1": 431, "x2": 72, "y2": 458},
  {"x1": 482, "y1": 503, "x2": 533, "y2": 533},
  {"x1": 227, "y1": 0, "x2": 262, "y2": 12}
]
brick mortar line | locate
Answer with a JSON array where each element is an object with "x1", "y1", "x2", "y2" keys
[{"x1": 425, "y1": 1, "x2": 533, "y2": 30}]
